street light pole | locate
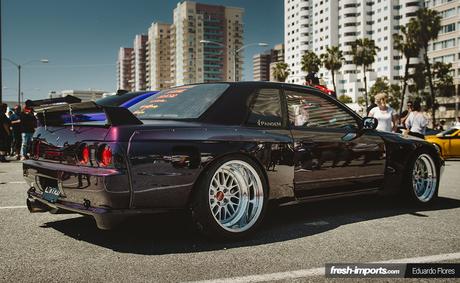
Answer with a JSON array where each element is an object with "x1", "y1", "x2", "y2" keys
[
  {"x1": 18, "y1": 65, "x2": 21, "y2": 106},
  {"x1": 2, "y1": 58, "x2": 49, "y2": 106},
  {"x1": 200, "y1": 40, "x2": 267, "y2": 82}
]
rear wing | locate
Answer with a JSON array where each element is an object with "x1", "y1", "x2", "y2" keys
[
  {"x1": 36, "y1": 101, "x2": 143, "y2": 129},
  {"x1": 29, "y1": 95, "x2": 82, "y2": 111}
]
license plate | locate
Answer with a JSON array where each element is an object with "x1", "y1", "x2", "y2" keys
[{"x1": 43, "y1": 186, "x2": 60, "y2": 203}]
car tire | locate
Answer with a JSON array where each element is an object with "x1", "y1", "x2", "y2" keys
[
  {"x1": 191, "y1": 155, "x2": 268, "y2": 240},
  {"x1": 404, "y1": 151, "x2": 439, "y2": 205}
]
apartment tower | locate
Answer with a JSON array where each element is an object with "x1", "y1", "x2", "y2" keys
[
  {"x1": 171, "y1": 1, "x2": 244, "y2": 85},
  {"x1": 253, "y1": 43, "x2": 285, "y2": 81},
  {"x1": 117, "y1": 47, "x2": 134, "y2": 91},
  {"x1": 133, "y1": 34, "x2": 148, "y2": 91},
  {"x1": 269, "y1": 43, "x2": 285, "y2": 81},
  {"x1": 253, "y1": 53, "x2": 271, "y2": 81},
  {"x1": 426, "y1": 0, "x2": 460, "y2": 117},
  {"x1": 285, "y1": 0, "x2": 423, "y2": 101},
  {"x1": 147, "y1": 23, "x2": 172, "y2": 90}
]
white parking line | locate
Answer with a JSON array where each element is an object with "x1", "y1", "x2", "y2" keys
[
  {"x1": 0, "y1": 206, "x2": 27, "y2": 210},
  {"x1": 0, "y1": 181, "x2": 26, "y2": 184},
  {"x1": 188, "y1": 252, "x2": 460, "y2": 283}
]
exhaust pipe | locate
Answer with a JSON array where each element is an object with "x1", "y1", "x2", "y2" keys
[{"x1": 26, "y1": 198, "x2": 50, "y2": 213}]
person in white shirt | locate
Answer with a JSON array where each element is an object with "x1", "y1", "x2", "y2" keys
[
  {"x1": 405, "y1": 100, "x2": 428, "y2": 138},
  {"x1": 368, "y1": 92, "x2": 398, "y2": 132}
]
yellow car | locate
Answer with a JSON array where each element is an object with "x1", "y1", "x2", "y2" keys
[{"x1": 425, "y1": 127, "x2": 460, "y2": 159}]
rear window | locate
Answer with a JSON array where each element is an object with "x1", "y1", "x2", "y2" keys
[{"x1": 129, "y1": 84, "x2": 229, "y2": 120}]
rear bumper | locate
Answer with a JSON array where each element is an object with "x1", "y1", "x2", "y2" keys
[
  {"x1": 26, "y1": 190, "x2": 170, "y2": 229},
  {"x1": 23, "y1": 159, "x2": 131, "y2": 209},
  {"x1": 23, "y1": 159, "x2": 131, "y2": 229}
]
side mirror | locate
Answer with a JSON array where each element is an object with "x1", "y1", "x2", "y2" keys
[{"x1": 362, "y1": 117, "x2": 378, "y2": 130}]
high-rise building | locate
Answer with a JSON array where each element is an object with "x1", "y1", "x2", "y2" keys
[
  {"x1": 426, "y1": 0, "x2": 460, "y2": 118},
  {"x1": 284, "y1": 0, "x2": 423, "y2": 101},
  {"x1": 117, "y1": 47, "x2": 134, "y2": 91},
  {"x1": 253, "y1": 43, "x2": 285, "y2": 81},
  {"x1": 147, "y1": 23, "x2": 173, "y2": 90},
  {"x1": 133, "y1": 34, "x2": 148, "y2": 91},
  {"x1": 269, "y1": 43, "x2": 285, "y2": 81},
  {"x1": 171, "y1": 1, "x2": 244, "y2": 85},
  {"x1": 253, "y1": 53, "x2": 271, "y2": 81}
]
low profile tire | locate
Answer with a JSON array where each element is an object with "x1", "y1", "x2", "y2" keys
[
  {"x1": 404, "y1": 151, "x2": 439, "y2": 205},
  {"x1": 191, "y1": 155, "x2": 268, "y2": 240}
]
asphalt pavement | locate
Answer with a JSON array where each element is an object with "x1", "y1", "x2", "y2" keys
[{"x1": 0, "y1": 159, "x2": 459, "y2": 282}]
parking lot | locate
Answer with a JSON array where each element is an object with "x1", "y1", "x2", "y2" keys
[{"x1": 1, "y1": 160, "x2": 459, "y2": 282}]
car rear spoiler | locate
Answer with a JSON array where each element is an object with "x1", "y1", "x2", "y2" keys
[
  {"x1": 36, "y1": 101, "x2": 143, "y2": 129},
  {"x1": 29, "y1": 95, "x2": 82, "y2": 111}
]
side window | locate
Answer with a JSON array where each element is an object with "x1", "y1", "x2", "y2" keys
[
  {"x1": 246, "y1": 88, "x2": 283, "y2": 128},
  {"x1": 286, "y1": 90, "x2": 357, "y2": 128}
]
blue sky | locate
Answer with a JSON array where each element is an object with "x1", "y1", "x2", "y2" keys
[{"x1": 2, "y1": 0, "x2": 283, "y2": 101}]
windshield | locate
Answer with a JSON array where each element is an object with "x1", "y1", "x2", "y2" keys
[
  {"x1": 129, "y1": 84, "x2": 229, "y2": 120},
  {"x1": 438, "y1": 128, "x2": 459, "y2": 136}
]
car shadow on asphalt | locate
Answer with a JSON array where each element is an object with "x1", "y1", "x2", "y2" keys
[{"x1": 41, "y1": 195, "x2": 460, "y2": 255}]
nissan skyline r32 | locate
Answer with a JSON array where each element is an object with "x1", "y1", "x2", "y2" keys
[{"x1": 24, "y1": 82, "x2": 444, "y2": 239}]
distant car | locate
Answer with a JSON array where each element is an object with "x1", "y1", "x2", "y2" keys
[
  {"x1": 24, "y1": 82, "x2": 443, "y2": 240},
  {"x1": 425, "y1": 127, "x2": 460, "y2": 159}
]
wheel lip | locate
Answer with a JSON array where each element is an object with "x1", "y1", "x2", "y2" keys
[
  {"x1": 412, "y1": 153, "x2": 437, "y2": 203},
  {"x1": 208, "y1": 159, "x2": 265, "y2": 233}
]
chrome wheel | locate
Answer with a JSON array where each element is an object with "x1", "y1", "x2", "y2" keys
[
  {"x1": 208, "y1": 160, "x2": 264, "y2": 233},
  {"x1": 412, "y1": 154, "x2": 437, "y2": 202}
]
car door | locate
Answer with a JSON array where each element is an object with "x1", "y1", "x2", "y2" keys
[
  {"x1": 283, "y1": 87, "x2": 386, "y2": 199},
  {"x1": 242, "y1": 87, "x2": 295, "y2": 201}
]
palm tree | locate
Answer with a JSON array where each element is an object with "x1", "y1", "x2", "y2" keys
[
  {"x1": 272, "y1": 62, "x2": 290, "y2": 82},
  {"x1": 432, "y1": 62, "x2": 454, "y2": 97},
  {"x1": 412, "y1": 8, "x2": 441, "y2": 125},
  {"x1": 301, "y1": 50, "x2": 321, "y2": 79},
  {"x1": 408, "y1": 63, "x2": 427, "y2": 98},
  {"x1": 320, "y1": 46, "x2": 344, "y2": 94},
  {"x1": 351, "y1": 38, "x2": 380, "y2": 109},
  {"x1": 393, "y1": 20, "x2": 420, "y2": 119}
]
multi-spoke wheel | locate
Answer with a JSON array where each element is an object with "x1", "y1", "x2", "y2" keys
[
  {"x1": 191, "y1": 156, "x2": 267, "y2": 239},
  {"x1": 405, "y1": 152, "x2": 439, "y2": 204}
]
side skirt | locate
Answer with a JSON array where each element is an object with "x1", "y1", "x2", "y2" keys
[{"x1": 279, "y1": 188, "x2": 380, "y2": 207}]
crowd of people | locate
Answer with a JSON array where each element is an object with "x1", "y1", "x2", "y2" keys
[
  {"x1": 0, "y1": 102, "x2": 37, "y2": 163},
  {"x1": 367, "y1": 92, "x2": 435, "y2": 138}
]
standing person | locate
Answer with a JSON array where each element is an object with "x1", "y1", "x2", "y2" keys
[
  {"x1": 9, "y1": 105, "x2": 22, "y2": 159},
  {"x1": 19, "y1": 103, "x2": 37, "y2": 160},
  {"x1": 454, "y1": 116, "x2": 460, "y2": 127},
  {"x1": 368, "y1": 92, "x2": 398, "y2": 132},
  {"x1": 405, "y1": 100, "x2": 428, "y2": 139},
  {"x1": 366, "y1": 98, "x2": 377, "y2": 116},
  {"x1": 0, "y1": 103, "x2": 11, "y2": 162},
  {"x1": 399, "y1": 101, "x2": 413, "y2": 127}
]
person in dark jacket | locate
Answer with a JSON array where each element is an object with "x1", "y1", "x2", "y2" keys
[
  {"x1": 0, "y1": 103, "x2": 11, "y2": 162},
  {"x1": 19, "y1": 103, "x2": 37, "y2": 160},
  {"x1": 9, "y1": 105, "x2": 22, "y2": 159}
]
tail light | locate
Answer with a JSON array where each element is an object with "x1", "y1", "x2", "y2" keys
[
  {"x1": 98, "y1": 145, "x2": 112, "y2": 167},
  {"x1": 78, "y1": 144, "x2": 90, "y2": 165}
]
